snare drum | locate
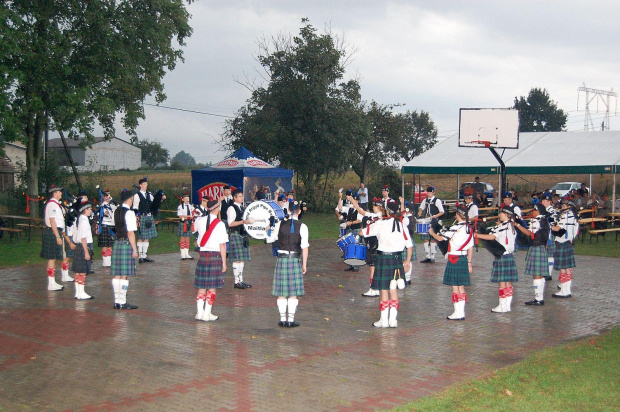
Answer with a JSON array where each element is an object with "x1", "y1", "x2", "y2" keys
[
  {"x1": 344, "y1": 243, "x2": 367, "y2": 266},
  {"x1": 243, "y1": 200, "x2": 285, "y2": 240},
  {"x1": 337, "y1": 233, "x2": 356, "y2": 252},
  {"x1": 262, "y1": 200, "x2": 286, "y2": 221},
  {"x1": 416, "y1": 218, "x2": 431, "y2": 234}
]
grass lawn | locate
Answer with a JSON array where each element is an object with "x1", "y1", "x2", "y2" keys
[{"x1": 396, "y1": 327, "x2": 620, "y2": 411}]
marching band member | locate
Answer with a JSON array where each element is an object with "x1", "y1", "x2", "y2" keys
[
  {"x1": 540, "y1": 193, "x2": 557, "y2": 281},
  {"x1": 515, "y1": 204, "x2": 550, "y2": 306},
  {"x1": 351, "y1": 196, "x2": 412, "y2": 328},
  {"x1": 428, "y1": 204, "x2": 474, "y2": 320},
  {"x1": 337, "y1": 190, "x2": 362, "y2": 272},
  {"x1": 98, "y1": 189, "x2": 117, "y2": 267},
  {"x1": 133, "y1": 177, "x2": 166, "y2": 263},
  {"x1": 400, "y1": 197, "x2": 417, "y2": 286},
  {"x1": 72, "y1": 200, "x2": 95, "y2": 300},
  {"x1": 41, "y1": 185, "x2": 72, "y2": 290},
  {"x1": 177, "y1": 193, "x2": 195, "y2": 260},
  {"x1": 551, "y1": 199, "x2": 579, "y2": 298},
  {"x1": 417, "y1": 186, "x2": 444, "y2": 263},
  {"x1": 476, "y1": 206, "x2": 518, "y2": 313},
  {"x1": 380, "y1": 185, "x2": 393, "y2": 210},
  {"x1": 194, "y1": 197, "x2": 228, "y2": 321},
  {"x1": 463, "y1": 189, "x2": 478, "y2": 220},
  {"x1": 110, "y1": 189, "x2": 139, "y2": 310},
  {"x1": 219, "y1": 185, "x2": 233, "y2": 229},
  {"x1": 350, "y1": 196, "x2": 383, "y2": 297},
  {"x1": 227, "y1": 189, "x2": 252, "y2": 289},
  {"x1": 266, "y1": 200, "x2": 309, "y2": 327},
  {"x1": 502, "y1": 191, "x2": 522, "y2": 219}
]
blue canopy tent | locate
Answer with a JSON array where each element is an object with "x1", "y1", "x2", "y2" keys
[{"x1": 191, "y1": 147, "x2": 294, "y2": 204}]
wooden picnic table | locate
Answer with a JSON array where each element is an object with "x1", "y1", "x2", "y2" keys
[
  {"x1": 0, "y1": 215, "x2": 44, "y2": 241},
  {"x1": 607, "y1": 212, "x2": 620, "y2": 217}
]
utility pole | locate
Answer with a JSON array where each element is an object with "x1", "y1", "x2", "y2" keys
[{"x1": 577, "y1": 83, "x2": 617, "y2": 131}]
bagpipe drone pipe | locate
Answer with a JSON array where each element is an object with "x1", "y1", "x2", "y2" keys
[
  {"x1": 475, "y1": 220, "x2": 506, "y2": 259},
  {"x1": 150, "y1": 190, "x2": 165, "y2": 215},
  {"x1": 429, "y1": 219, "x2": 450, "y2": 256},
  {"x1": 62, "y1": 190, "x2": 80, "y2": 228}
]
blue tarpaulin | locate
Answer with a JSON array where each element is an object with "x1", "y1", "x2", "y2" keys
[{"x1": 191, "y1": 147, "x2": 294, "y2": 204}]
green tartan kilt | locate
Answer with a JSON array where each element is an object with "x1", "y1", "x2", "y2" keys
[
  {"x1": 110, "y1": 240, "x2": 136, "y2": 277},
  {"x1": 63, "y1": 237, "x2": 74, "y2": 258},
  {"x1": 71, "y1": 243, "x2": 92, "y2": 274},
  {"x1": 194, "y1": 251, "x2": 224, "y2": 289},
  {"x1": 443, "y1": 255, "x2": 471, "y2": 286},
  {"x1": 228, "y1": 233, "x2": 251, "y2": 261},
  {"x1": 524, "y1": 245, "x2": 549, "y2": 277},
  {"x1": 40, "y1": 227, "x2": 64, "y2": 260},
  {"x1": 177, "y1": 221, "x2": 193, "y2": 237},
  {"x1": 400, "y1": 244, "x2": 416, "y2": 263},
  {"x1": 546, "y1": 238, "x2": 555, "y2": 257},
  {"x1": 490, "y1": 253, "x2": 518, "y2": 283},
  {"x1": 97, "y1": 225, "x2": 115, "y2": 248},
  {"x1": 272, "y1": 256, "x2": 305, "y2": 297},
  {"x1": 553, "y1": 241, "x2": 575, "y2": 269},
  {"x1": 138, "y1": 215, "x2": 158, "y2": 239},
  {"x1": 371, "y1": 254, "x2": 404, "y2": 290}
]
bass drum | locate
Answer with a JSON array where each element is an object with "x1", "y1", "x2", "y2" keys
[{"x1": 242, "y1": 200, "x2": 285, "y2": 240}]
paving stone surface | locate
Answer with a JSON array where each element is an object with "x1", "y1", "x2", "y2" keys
[{"x1": 0, "y1": 240, "x2": 618, "y2": 411}]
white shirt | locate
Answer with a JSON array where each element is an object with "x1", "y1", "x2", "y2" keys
[
  {"x1": 357, "y1": 187, "x2": 368, "y2": 203},
  {"x1": 489, "y1": 220, "x2": 515, "y2": 254},
  {"x1": 101, "y1": 200, "x2": 117, "y2": 226},
  {"x1": 44, "y1": 199, "x2": 65, "y2": 229},
  {"x1": 466, "y1": 203, "x2": 479, "y2": 219},
  {"x1": 419, "y1": 196, "x2": 445, "y2": 217},
  {"x1": 556, "y1": 209, "x2": 578, "y2": 243},
  {"x1": 364, "y1": 218, "x2": 413, "y2": 253},
  {"x1": 177, "y1": 203, "x2": 194, "y2": 219},
  {"x1": 122, "y1": 205, "x2": 138, "y2": 232},
  {"x1": 195, "y1": 213, "x2": 229, "y2": 252},
  {"x1": 73, "y1": 215, "x2": 93, "y2": 244},
  {"x1": 440, "y1": 222, "x2": 474, "y2": 256},
  {"x1": 227, "y1": 202, "x2": 244, "y2": 226}
]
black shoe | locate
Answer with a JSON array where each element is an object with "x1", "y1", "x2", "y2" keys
[
  {"x1": 143, "y1": 257, "x2": 154, "y2": 263},
  {"x1": 278, "y1": 321, "x2": 286, "y2": 327},
  {"x1": 234, "y1": 282, "x2": 247, "y2": 289},
  {"x1": 240, "y1": 281, "x2": 252, "y2": 288},
  {"x1": 406, "y1": 280, "x2": 412, "y2": 285},
  {"x1": 88, "y1": 270, "x2": 95, "y2": 274},
  {"x1": 76, "y1": 296, "x2": 95, "y2": 300},
  {"x1": 525, "y1": 299, "x2": 544, "y2": 306},
  {"x1": 552, "y1": 293, "x2": 572, "y2": 299},
  {"x1": 420, "y1": 258, "x2": 432, "y2": 263},
  {"x1": 344, "y1": 266, "x2": 355, "y2": 272},
  {"x1": 352, "y1": 267, "x2": 359, "y2": 272},
  {"x1": 286, "y1": 321, "x2": 300, "y2": 327},
  {"x1": 186, "y1": 255, "x2": 194, "y2": 260},
  {"x1": 114, "y1": 302, "x2": 138, "y2": 309},
  {"x1": 544, "y1": 275, "x2": 552, "y2": 281},
  {"x1": 138, "y1": 258, "x2": 145, "y2": 263}
]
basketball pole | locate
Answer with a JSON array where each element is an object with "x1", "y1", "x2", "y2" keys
[{"x1": 487, "y1": 146, "x2": 507, "y2": 197}]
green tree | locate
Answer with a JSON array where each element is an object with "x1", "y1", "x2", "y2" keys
[
  {"x1": 224, "y1": 19, "x2": 362, "y2": 209},
  {"x1": 170, "y1": 150, "x2": 196, "y2": 169},
  {"x1": 137, "y1": 139, "x2": 169, "y2": 169},
  {"x1": 393, "y1": 110, "x2": 438, "y2": 162},
  {"x1": 0, "y1": 1, "x2": 193, "y2": 214},
  {"x1": 513, "y1": 88, "x2": 567, "y2": 132}
]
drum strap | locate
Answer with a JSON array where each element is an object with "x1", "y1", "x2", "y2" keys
[{"x1": 199, "y1": 218, "x2": 221, "y2": 247}]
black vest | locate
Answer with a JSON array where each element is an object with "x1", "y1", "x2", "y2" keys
[
  {"x1": 532, "y1": 217, "x2": 550, "y2": 247},
  {"x1": 278, "y1": 220, "x2": 302, "y2": 254},
  {"x1": 424, "y1": 197, "x2": 440, "y2": 217},
  {"x1": 346, "y1": 207, "x2": 361, "y2": 230},
  {"x1": 137, "y1": 192, "x2": 152, "y2": 215},
  {"x1": 114, "y1": 207, "x2": 131, "y2": 239},
  {"x1": 230, "y1": 204, "x2": 245, "y2": 234}
]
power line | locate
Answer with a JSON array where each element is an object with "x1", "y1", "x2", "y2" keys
[{"x1": 144, "y1": 103, "x2": 235, "y2": 118}]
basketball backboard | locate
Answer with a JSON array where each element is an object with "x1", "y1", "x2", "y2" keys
[{"x1": 458, "y1": 108, "x2": 519, "y2": 149}]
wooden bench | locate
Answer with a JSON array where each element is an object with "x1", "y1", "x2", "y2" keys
[
  {"x1": 589, "y1": 228, "x2": 620, "y2": 243},
  {"x1": 0, "y1": 227, "x2": 24, "y2": 242}
]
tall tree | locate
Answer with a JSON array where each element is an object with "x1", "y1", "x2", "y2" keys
[
  {"x1": 0, "y1": 1, "x2": 193, "y2": 214},
  {"x1": 513, "y1": 88, "x2": 567, "y2": 132},
  {"x1": 137, "y1": 139, "x2": 169, "y2": 169},
  {"x1": 170, "y1": 150, "x2": 196, "y2": 169},
  {"x1": 224, "y1": 19, "x2": 362, "y2": 209},
  {"x1": 393, "y1": 110, "x2": 438, "y2": 162}
]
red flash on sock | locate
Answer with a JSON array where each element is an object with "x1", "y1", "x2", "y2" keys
[
  {"x1": 62, "y1": 263, "x2": 69, "y2": 270},
  {"x1": 206, "y1": 290, "x2": 216, "y2": 305},
  {"x1": 452, "y1": 293, "x2": 458, "y2": 303},
  {"x1": 458, "y1": 293, "x2": 467, "y2": 302},
  {"x1": 196, "y1": 293, "x2": 206, "y2": 301},
  {"x1": 499, "y1": 288, "x2": 506, "y2": 298},
  {"x1": 47, "y1": 268, "x2": 55, "y2": 277},
  {"x1": 379, "y1": 301, "x2": 389, "y2": 311}
]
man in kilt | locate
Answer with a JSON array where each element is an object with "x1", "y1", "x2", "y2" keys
[
  {"x1": 193, "y1": 197, "x2": 228, "y2": 321},
  {"x1": 227, "y1": 189, "x2": 252, "y2": 289},
  {"x1": 476, "y1": 206, "x2": 518, "y2": 313},
  {"x1": 266, "y1": 200, "x2": 309, "y2": 327},
  {"x1": 352, "y1": 196, "x2": 413, "y2": 328},
  {"x1": 400, "y1": 197, "x2": 417, "y2": 286},
  {"x1": 41, "y1": 185, "x2": 73, "y2": 291},
  {"x1": 551, "y1": 199, "x2": 578, "y2": 298},
  {"x1": 515, "y1": 204, "x2": 550, "y2": 306},
  {"x1": 348, "y1": 196, "x2": 383, "y2": 297},
  {"x1": 110, "y1": 189, "x2": 139, "y2": 310},
  {"x1": 72, "y1": 200, "x2": 95, "y2": 300},
  {"x1": 336, "y1": 190, "x2": 362, "y2": 272},
  {"x1": 177, "y1": 193, "x2": 195, "y2": 260},
  {"x1": 417, "y1": 186, "x2": 445, "y2": 263},
  {"x1": 428, "y1": 204, "x2": 474, "y2": 320},
  {"x1": 541, "y1": 192, "x2": 557, "y2": 281},
  {"x1": 98, "y1": 190, "x2": 117, "y2": 267},
  {"x1": 133, "y1": 177, "x2": 163, "y2": 263}
]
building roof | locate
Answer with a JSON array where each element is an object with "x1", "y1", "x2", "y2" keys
[
  {"x1": 47, "y1": 136, "x2": 138, "y2": 148},
  {"x1": 0, "y1": 157, "x2": 16, "y2": 174}
]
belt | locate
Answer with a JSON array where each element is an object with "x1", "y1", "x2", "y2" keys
[
  {"x1": 377, "y1": 251, "x2": 401, "y2": 256},
  {"x1": 277, "y1": 251, "x2": 300, "y2": 258},
  {"x1": 448, "y1": 251, "x2": 468, "y2": 256}
]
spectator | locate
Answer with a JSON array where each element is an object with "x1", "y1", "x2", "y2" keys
[
  {"x1": 357, "y1": 182, "x2": 369, "y2": 211},
  {"x1": 578, "y1": 183, "x2": 589, "y2": 197},
  {"x1": 472, "y1": 177, "x2": 485, "y2": 198},
  {"x1": 255, "y1": 185, "x2": 266, "y2": 201}
]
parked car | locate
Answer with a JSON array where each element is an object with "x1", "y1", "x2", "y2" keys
[
  {"x1": 410, "y1": 184, "x2": 428, "y2": 203},
  {"x1": 549, "y1": 182, "x2": 589, "y2": 197},
  {"x1": 459, "y1": 181, "x2": 495, "y2": 205}
]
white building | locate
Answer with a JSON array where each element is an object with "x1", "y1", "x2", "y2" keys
[
  {"x1": 1, "y1": 142, "x2": 27, "y2": 188},
  {"x1": 48, "y1": 137, "x2": 141, "y2": 171}
]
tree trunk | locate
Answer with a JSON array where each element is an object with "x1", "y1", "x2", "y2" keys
[{"x1": 25, "y1": 111, "x2": 45, "y2": 216}]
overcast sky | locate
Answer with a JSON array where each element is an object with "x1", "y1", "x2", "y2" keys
[{"x1": 101, "y1": 0, "x2": 620, "y2": 164}]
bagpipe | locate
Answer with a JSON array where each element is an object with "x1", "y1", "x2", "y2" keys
[
  {"x1": 132, "y1": 184, "x2": 165, "y2": 215},
  {"x1": 61, "y1": 189, "x2": 80, "y2": 228},
  {"x1": 475, "y1": 220, "x2": 506, "y2": 259}
]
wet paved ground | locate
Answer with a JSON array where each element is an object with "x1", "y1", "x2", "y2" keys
[{"x1": 1, "y1": 239, "x2": 619, "y2": 411}]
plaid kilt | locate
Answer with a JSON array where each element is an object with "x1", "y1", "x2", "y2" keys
[
  {"x1": 110, "y1": 240, "x2": 136, "y2": 277},
  {"x1": 400, "y1": 244, "x2": 416, "y2": 262},
  {"x1": 194, "y1": 251, "x2": 224, "y2": 289},
  {"x1": 490, "y1": 253, "x2": 518, "y2": 283},
  {"x1": 71, "y1": 243, "x2": 92, "y2": 274},
  {"x1": 97, "y1": 225, "x2": 115, "y2": 248},
  {"x1": 554, "y1": 241, "x2": 575, "y2": 270},
  {"x1": 228, "y1": 232, "x2": 251, "y2": 261},
  {"x1": 371, "y1": 253, "x2": 404, "y2": 291},
  {"x1": 138, "y1": 215, "x2": 158, "y2": 239},
  {"x1": 443, "y1": 255, "x2": 471, "y2": 286},
  {"x1": 546, "y1": 238, "x2": 556, "y2": 257},
  {"x1": 524, "y1": 245, "x2": 549, "y2": 277},
  {"x1": 177, "y1": 221, "x2": 193, "y2": 237},
  {"x1": 272, "y1": 256, "x2": 305, "y2": 297},
  {"x1": 63, "y1": 237, "x2": 74, "y2": 258},
  {"x1": 40, "y1": 228, "x2": 64, "y2": 260}
]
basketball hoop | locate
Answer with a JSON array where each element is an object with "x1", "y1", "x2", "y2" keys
[{"x1": 468, "y1": 140, "x2": 491, "y2": 148}]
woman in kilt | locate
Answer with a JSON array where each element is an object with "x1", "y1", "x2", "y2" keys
[
  {"x1": 177, "y1": 193, "x2": 195, "y2": 260},
  {"x1": 400, "y1": 197, "x2": 417, "y2": 286},
  {"x1": 72, "y1": 200, "x2": 95, "y2": 300},
  {"x1": 110, "y1": 189, "x2": 139, "y2": 310},
  {"x1": 514, "y1": 204, "x2": 550, "y2": 306},
  {"x1": 551, "y1": 199, "x2": 579, "y2": 298},
  {"x1": 98, "y1": 190, "x2": 117, "y2": 267},
  {"x1": 428, "y1": 204, "x2": 474, "y2": 320},
  {"x1": 266, "y1": 201, "x2": 309, "y2": 327},
  {"x1": 349, "y1": 196, "x2": 383, "y2": 297},
  {"x1": 476, "y1": 206, "x2": 518, "y2": 313},
  {"x1": 193, "y1": 197, "x2": 228, "y2": 321},
  {"x1": 352, "y1": 196, "x2": 413, "y2": 328},
  {"x1": 540, "y1": 193, "x2": 557, "y2": 281},
  {"x1": 227, "y1": 189, "x2": 252, "y2": 289}
]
